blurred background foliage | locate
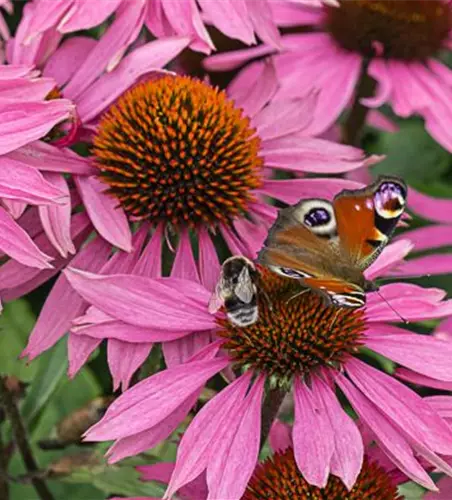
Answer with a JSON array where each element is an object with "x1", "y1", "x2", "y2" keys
[{"x1": 0, "y1": 2, "x2": 452, "y2": 500}]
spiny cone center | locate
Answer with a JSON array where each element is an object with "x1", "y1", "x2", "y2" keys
[
  {"x1": 243, "y1": 448, "x2": 403, "y2": 499},
  {"x1": 218, "y1": 268, "x2": 365, "y2": 381},
  {"x1": 325, "y1": 0, "x2": 451, "y2": 60},
  {"x1": 92, "y1": 76, "x2": 263, "y2": 227}
]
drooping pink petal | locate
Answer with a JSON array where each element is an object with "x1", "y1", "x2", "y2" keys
[
  {"x1": 197, "y1": 0, "x2": 255, "y2": 45},
  {"x1": 0, "y1": 99, "x2": 73, "y2": 155},
  {"x1": 58, "y1": 0, "x2": 122, "y2": 32},
  {"x1": 392, "y1": 255, "x2": 452, "y2": 278},
  {"x1": 0, "y1": 75, "x2": 55, "y2": 102},
  {"x1": 408, "y1": 189, "x2": 452, "y2": 224},
  {"x1": 336, "y1": 372, "x2": 437, "y2": 490},
  {"x1": 165, "y1": 372, "x2": 252, "y2": 499},
  {"x1": 0, "y1": 156, "x2": 68, "y2": 205},
  {"x1": 22, "y1": 237, "x2": 111, "y2": 360},
  {"x1": 9, "y1": 141, "x2": 96, "y2": 175},
  {"x1": 64, "y1": 268, "x2": 214, "y2": 331},
  {"x1": 23, "y1": 0, "x2": 70, "y2": 42},
  {"x1": 345, "y1": 358, "x2": 452, "y2": 455},
  {"x1": 87, "y1": 355, "x2": 228, "y2": 441},
  {"x1": 203, "y1": 43, "x2": 276, "y2": 72},
  {"x1": 365, "y1": 239, "x2": 413, "y2": 280},
  {"x1": 425, "y1": 396, "x2": 452, "y2": 418},
  {"x1": 269, "y1": 420, "x2": 292, "y2": 453},
  {"x1": 163, "y1": 331, "x2": 212, "y2": 368},
  {"x1": 67, "y1": 333, "x2": 101, "y2": 378},
  {"x1": 38, "y1": 172, "x2": 74, "y2": 257},
  {"x1": 75, "y1": 175, "x2": 132, "y2": 252},
  {"x1": 171, "y1": 228, "x2": 200, "y2": 282},
  {"x1": 312, "y1": 377, "x2": 363, "y2": 490},
  {"x1": 63, "y1": 1, "x2": 145, "y2": 101},
  {"x1": 198, "y1": 227, "x2": 220, "y2": 292},
  {"x1": 257, "y1": 178, "x2": 362, "y2": 205},
  {"x1": 395, "y1": 368, "x2": 452, "y2": 392},
  {"x1": 133, "y1": 224, "x2": 162, "y2": 278},
  {"x1": 76, "y1": 36, "x2": 190, "y2": 122},
  {"x1": 395, "y1": 224, "x2": 452, "y2": 253},
  {"x1": 107, "y1": 389, "x2": 201, "y2": 463},
  {"x1": 0, "y1": 206, "x2": 54, "y2": 268},
  {"x1": 293, "y1": 377, "x2": 334, "y2": 488},
  {"x1": 2, "y1": 199, "x2": 27, "y2": 219},
  {"x1": 245, "y1": 0, "x2": 281, "y2": 49},
  {"x1": 365, "y1": 333, "x2": 452, "y2": 382},
  {"x1": 108, "y1": 339, "x2": 153, "y2": 391},
  {"x1": 43, "y1": 36, "x2": 97, "y2": 88},
  {"x1": 207, "y1": 375, "x2": 264, "y2": 500},
  {"x1": 425, "y1": 476, "x2": 452, "y2": 500},
  {"x1": 0, "y1": 212, "x2": 91, "y2": 301}
]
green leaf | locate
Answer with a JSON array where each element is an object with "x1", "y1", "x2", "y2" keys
[
  {"x1": 397, "y1": 481, "x2": 426, "y2": 500},
  {"x1": 21, "y1": 338, "x2": 68, "y2": 424},
  {"x1": 371, "y1": 120, "x2": 451, "y2": 186},
  {"x1": 64, "y1": 464, "x2": 167, "y2": 497}
]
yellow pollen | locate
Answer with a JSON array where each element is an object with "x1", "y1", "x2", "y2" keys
[
  {"x1": 243, "y1": 448, "x2": 403, "y2": 499},
  {"x1": 325, "y1": 0, "x2": 451, "y2": 60},
  {"x1": 92, "y1": 76, "x2": 263, "y2": 227},
  {"x1": 218, "y1": 268, "x2": 365, "y2": 383}
]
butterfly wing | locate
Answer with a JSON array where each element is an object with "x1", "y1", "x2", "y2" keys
[{"x1": 333, "y1": 176, "x2": 407, "y2": 270}]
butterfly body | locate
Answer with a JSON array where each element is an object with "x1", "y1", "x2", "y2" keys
[{"x1": 258, "y1": 176, "x2": 407, "y2": 308}]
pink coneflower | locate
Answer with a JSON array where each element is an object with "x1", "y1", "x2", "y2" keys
[
  {"x1": 119, "y1": 421, "x2": 404, "y2": 499},
  {"x1": 0, "y1": 64, "x2": 77, "y2": 294},
  {"x1": 64, "y1": 240, "x2": 452, "y2": 497},
  {"x1": 8, "y1": 15, "x2": 376, "y2": 377},
  {"x1": 205, "y1": 0, "x2": 452, "y2": 151},
  {"x1": 21, "y1": 0, "x2": 282, "y2": 59}
]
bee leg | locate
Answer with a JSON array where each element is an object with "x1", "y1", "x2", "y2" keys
[
  {"x1": 285, "y1": 288, "x2": 310, "y2": 304},
  {"x1": 260, "y1": 288, "x2": 273, "y2": 311}
]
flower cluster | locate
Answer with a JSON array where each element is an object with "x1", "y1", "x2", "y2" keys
[{"x1": 1, "y1": 1, "x2": 452, "y2": 499}]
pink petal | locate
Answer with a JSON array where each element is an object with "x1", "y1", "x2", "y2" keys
[
  {"x1": 425, "y1": 396, "x2": 452, "y2": 418},
  {"x1": 396, "y1": 368, "x2": 452, "y2": 392},
  {"x1": 293, "y1": 378, "x2": 334, "y2": 488},
  {"x1": 408, "y1": 188, "x2": 452, "y2": 224},
  {"x1": 245, "y1": 0, "x2": 281, "y2": 49},
  {"x1": 425, "y1": 476, "x2": 452, "y2": 500},
  {"x1": 163, "y1": 331, "x2": 212, "y2": 368},
  {"x1": 396, "y1": 225, "x2": 452, "y2": 253},
  {"x1": 2, "y1": 199, "x2": 27, "y2": 219},
  {"x1": 75, "y1": 175, "x2": 132, "y2": 252},
  {"x1": 206, "y1": 375, "x2": 264, "y2": 500},
  {"x1": 197, "y1": 0, "x2": 255, "y2": 45},
  {"x1": 133, "y1": 225, "x2": 162, "y2": 278},
  {"x1": 392, "y1": 255, "x2": 452, "y2": 278},
  {"x1": 231, "y1": 60, "x2": 278, "y2": 119},
  {"x1": 254, "y1": 93, "x2": 316, "y2": 141},
  {"x1": 86, "y1": 356, "x2": 229, "y2": 441},
  {"x1": 269, "y1": 420, "x2": 292, "y2": 453},
  {"x1": 258, "y1": 178, "x2": 362, "y2": 205},
  {"x1": 0, "y1": 75, "x2": 55, "y2": 102},
  {"x1": 198, "y1": 227, "x2": 220, "y2": 292},
  {"x1": 67, "y1": 333, "x2": 101, "y2": 378},
  {"x1": 166, "y1": 372, "x2": 252, "y2": 498},
  {"x1": 346, "y1": 358, "x2": 452, "y2": 455},
  {"x1": 203, "y1": 43, "x2": 276, "y2": 72},
  {"x1": 336, "y1": 372, "x2": 437, "y2": 490},
  {"x1": 23, "y1": 0, "x2": 69, "y2": 41},
  {"x1": 171, "y1": 228, "x2": 199, "y2": 282},
  {"x1": 0, "y1": 99, "x2": 73, "y2": 154},
  {"x1": 312, "y1": 377, "x2": 363, "y2": 490},
  {"x1": 64, "y1": 268, "x2": 214, "y2": 331},
  {"x1": 107, "y1": 390, "x2": 200, "y2": 463},
  {"x1": 0, "y1": 212, "x2": 91, "y2": 301},
  {"x1": 365, "y1": 239, "x2": 413, "y2": 280},
  {"x1": 22, "y1": 237, "x2": 111, "y2": 360},
  {"x1": 108, "y1": 339, "x2": 153, "y2": 391},
  {"x1": 63, "y1": 1, "x2": 145, "y2": 101},
  {"x1": 76, "y1": 37, "x2": 190, "y2": 122},
  {"x1": 366, "y1": 333, "x2": 452, "y2": 382},
  {"x1": 9, "y1": 141, "x2": 95, "y2": 175},
  {"x1": 0, "y1": 206, "x2": 54, "y2": 268},
  {"x1": 38, "y1": 172, "x2": 74, "y2": 257},
  {"x1": 43, "y1": 36, "x2": 97, "y2": 88},
  {"x1": 58, "y1": 0, "x2": 122, "y2": 32},
  {"x1": 0, "y1": 155, "x2": 68, "y2": 205}
]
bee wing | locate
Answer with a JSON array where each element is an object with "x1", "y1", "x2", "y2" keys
[
  {"x1": 234, "y1": 266, "x2": 255, "y2": 304},
  {"x1": 208, "y1": 281, "x2": 225, "y2": 314}
]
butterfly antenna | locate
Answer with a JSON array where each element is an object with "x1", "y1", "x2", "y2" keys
[
  {"x1": 380, "y1": 273, "x2": 431, "y2": 282},
  {"x1": 376, "y1": 290, "x2": 408, "y2": 324}
]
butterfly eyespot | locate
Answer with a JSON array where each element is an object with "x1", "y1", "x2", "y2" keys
[
  {"x1": 305, "y1": 207, "x2": 331, "y2": 227},
  {"x1": 374, "y1": 181, "x2": 407, "y2": 219},
  {"x1": 268, "y1": 266, "x2": 311, "y2": 279},
  {"x1": 292, "y1": 199, "x2": 337, "y2": 237}
]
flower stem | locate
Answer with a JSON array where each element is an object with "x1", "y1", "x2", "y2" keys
[
  {"x1": 0, "y1": 377, "x2": 54, "y2": 500},
  {"x1": 0, "y1": 431, "x2": 9, "y2": 500},
  {"x1": 260, "y1": 386, "x2": 286, "y2": 452},
  {"x1": 341, "y1": 59, "x2": 377, "y2": 146}
]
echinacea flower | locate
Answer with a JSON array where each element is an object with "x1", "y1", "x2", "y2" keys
[
  {"x1": 20, "y1": 0, "x2": 282, "y2": 60},
  {"x1": 109, "y1": 419, "x2": 407, "y2": 499},
  {"x1": 64, "y1": 238, "x2": 452, "y2": 497},
  {"x1": 8, "y1": 19, "x2": 375, "y2": 376},
  {"x1": 205, "y1": 0, "x2": 452, "y2": 151}
]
